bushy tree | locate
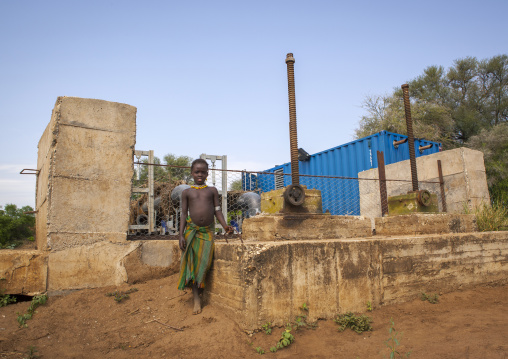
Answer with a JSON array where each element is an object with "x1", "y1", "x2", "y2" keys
[
  {"x1": 468, "y1": 123, "x2": 508, "y2": 203},
  {"x1": 0, "y1": 204, "x2": 35, "y2": 248},
  {"x1": 134, "y1": 153, "x2": 193, "y2": 185},
  {"x1": 356, "y1": 54, "x2": 508, "y2": 200},
  {"x1": 356, "y1": 55, "x2": 508, "y2": 146}
]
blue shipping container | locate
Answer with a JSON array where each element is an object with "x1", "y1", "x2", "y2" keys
[{"x1": 253, "y1": 131, "x2": 441, "y2": 215}]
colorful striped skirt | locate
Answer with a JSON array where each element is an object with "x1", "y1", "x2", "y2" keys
[{"x1": 177, "y1": 216, "x2": 215, "y2": 290}]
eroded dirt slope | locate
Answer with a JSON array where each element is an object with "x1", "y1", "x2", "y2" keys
[{"x1": 0, "y1": 274, "x2": 506, "y2": 358}]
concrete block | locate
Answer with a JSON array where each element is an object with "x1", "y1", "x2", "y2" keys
[
  {"x1": 58, "y1": 97, "x2": 137, "y2": 133},
  {"x1": 123, "y1": 241, "x2": 181, "y2": 284},
  {"x1": 0, "y1": 250, "x2": 48, "y2": 295},
  {"x1": 467, "y1": 171, "x2": 490, "y2": 200},
  {"x1": 462, "y1": 148, "x2": 488, "y2": 172},
  {"x1": 47, "y1": 241, "x2": 140, "y2": 291},
  {"x1": 442, "y1": 173, "x2": 468, "y2": 204},
  {"x1": 36, "y1": 97, "x2": 136, "y2": 251},
  {"x1": 375, "y1": 213, "x2": 477, "y2": 236},
  {"x1": 359, "y1": 148, "x2": 489, "y2": 216},
  {"x1": 261, "y1": 188, "x2": 322, "y2": 214},
  {"x1": 242, "y1": 213, "x2": 372, "y2": 241},
  {"x1": 387, "y1": 192, "x2": 439, "y2": 215},
  {"x1": 48, "y1": 176, "x2": 131, "y2": 241}
]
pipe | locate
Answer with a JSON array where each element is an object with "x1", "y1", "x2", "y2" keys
[
  {"x1": 401, "y1": 84, "x2": 419, "y2": 192},
  {"x1": 286, "y1": 53, "x2": 300, "y2": 186}
]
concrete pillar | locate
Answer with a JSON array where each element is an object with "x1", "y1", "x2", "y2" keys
[{"x1": 35, "y1": 97, "x2": 136, "y2": 251}]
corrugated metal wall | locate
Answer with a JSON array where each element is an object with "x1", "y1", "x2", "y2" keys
[{"x1": 254, "y1": 131, "x2": 441, "y2": 215}]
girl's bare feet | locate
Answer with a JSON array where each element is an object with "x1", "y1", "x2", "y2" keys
[{"x1": 192, "y1": 284, "x2": 202, "y2": 315}]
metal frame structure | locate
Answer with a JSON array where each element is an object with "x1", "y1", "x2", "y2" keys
[
  {"x1": 200, "y1": 153, "x2": 228, "y2": 232},
  {"x1": 129, "y1": 150, "x2": 155, "y2": 234}
]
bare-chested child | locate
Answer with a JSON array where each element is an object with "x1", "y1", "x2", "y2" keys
[{"x1": 177, "y1": 158, "x2": 233, "y2": 314}]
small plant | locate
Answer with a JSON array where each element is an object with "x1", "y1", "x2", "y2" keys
[
  {"x1": 421, "y1": 292, "x2": 439, "y2": 304},
  {"x1": 335, "y1": 312, "x2": 372, "y2": 334},
  {"x1": 385, "y1": 318, "x2": 411, "y2": 358},
  {"x1": 0, "y1": 278, "x2": 16, "y2": 307},
  {"x1": 293, "y1": 302, "x2": 317, "y2": 330},
  {"x1": 106, "y1": 288, "x2": 138, "y2": 302},
  {"x1": 255, "y1": 346, "x2": 265, "y2": 355},
  {"x1": 267, "y1": 324, "x2": 295, "y2": 353},
  {"x1": 261, "y1": 322, "x2": 272, "y2": 335},
  {"x1": 367, "y1": 301, "x2": 373, "y2": 312},
  {"x1": 25, "y1": 345, "x2": 39, "y2": 359},
  {"x1": 17, "y1": 294, "x2": 48, "y2": 328}
]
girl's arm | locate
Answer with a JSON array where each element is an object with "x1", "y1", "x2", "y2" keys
[{"x1": 179, "y1": 190, "x2": 189, "y2": 251}]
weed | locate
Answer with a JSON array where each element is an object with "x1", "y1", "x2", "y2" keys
[
  {"x1": 421, "y1": 292, "x2": 439, "y2": 304},
  {"x1": 17, "y1": 294, "x2": 48, "y2": 328},
  {"x1": 463, "y1": 200, "x2": 508, "y2": 231},
  {"x1": 106, "y1": 288, "x2": 138, "y2": 302},
  {"x1": 384, "y1": 318, "x2": 411, "y2": 358},
  {"x1": 274, "y1": 325, "x2": 295, "y2": 352},
  {"x1": 367, "y1": 301, "x2": 373, "y2": 312},
  {"x1": 255, "y1": 346, "x2": 265, "y2": 355},
  {"x1": 24, "y1": 345, "x2": 38, "y2": 359},
  {"x1": 335, "y1": 312, "x2": 372, "y2": 334},
  {"x1": 293, "y1": 302, "x2": 317, "y2": 330},
  {"x1": 0, "y1": 278, "x2": 16, "y2": 307},
  {"x1": 261, "y1": 322, "x2": 272, "y2": 335}
]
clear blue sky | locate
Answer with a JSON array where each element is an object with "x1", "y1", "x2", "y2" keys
[{"x1": 1, "y1": 0, "x2": 506, "y2": 208}]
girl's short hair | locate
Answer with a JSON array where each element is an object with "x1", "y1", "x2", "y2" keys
[{"x1": 191, "y1": 158, "x2": 209, "y2": 171}]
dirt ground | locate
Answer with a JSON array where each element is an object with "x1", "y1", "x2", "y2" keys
[{"x1": 0, "y1": 274, "x2": 506, "y2": 359}]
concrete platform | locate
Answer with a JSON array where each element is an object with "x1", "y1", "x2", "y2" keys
[
  {"x1": 242, "y1": 213, "x2": 373, "y2": 241},
  {"x1": 1, "y1": 231, "x2": 507, "y2": 332},
  {"x1": 207, "y1": 231, "x2": 508, "y2": 331},
  {"x1": 375, "y1": 213, "x2": 477, "y2": 236}
]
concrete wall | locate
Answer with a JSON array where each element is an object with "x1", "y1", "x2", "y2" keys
[
  {"x1": 0, "y1": 250, "x2": 48, "y2": 294},
  {"x1": 207, "y1": 231, "x2": 508, "y2": 331},
  {"x1": 0, "y1": 97, "x2": 137, "y2": 294},
  {"x1": 35, "y1": 97, "x2": 136, "y2": 252},
  {"x1": 359, "y1": 147, "x2": 490, "y2": 218}
]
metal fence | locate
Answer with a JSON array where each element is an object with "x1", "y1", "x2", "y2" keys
[{"x1": 129, "y1": 158, "x2": 445, "y2": 236}]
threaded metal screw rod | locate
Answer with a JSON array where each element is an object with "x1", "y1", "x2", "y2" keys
[
  {"x1": 286, "y1": 53, "x2": 299, "y2": 186},
  {"x1": 401, "y1": 84, "x2": 419, "y2": 192}
]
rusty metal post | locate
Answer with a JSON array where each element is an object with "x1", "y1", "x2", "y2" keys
[
  {"x1": 437, "y1": 160, "x2": 447, "y2": 212},
  {"x1": 401, "y1": 84, "x2": 419, "y2": 192},
  {"x1": 286, "y1": 53, "x2": 299, "y2": 186},
  {"x1": 377, "y1": 151, "x2": 388, "y2": 216}
]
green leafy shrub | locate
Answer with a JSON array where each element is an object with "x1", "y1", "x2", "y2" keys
[
  {"x1": 421, "y1": 292, "x2": 439, "y2": 304},
  {"x1": 334, "y1": 312, "x2": 373, "y2": 334},
  {"x1": 0, "y1": 204, "x2": 35, "y2": 248},
  {"x1": 1, "y1": 278, "x2": 16, "y2": 307},
  {"x1": 464, "y1": 200, "x2": 508, "y2": 231},
  {"x1": 17, "y1": 294, "x2": 48, "y2": 327}
]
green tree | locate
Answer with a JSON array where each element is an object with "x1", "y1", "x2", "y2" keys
[
  {"x1": 163, "y1": 153, "x2": 193, "y2": 182},
  {"x1": 134, "y1": 153, "x2": 193, "y2": 185},
  {"x1": 0, "y1": 204, "x2": 35, "y2": 248},
  {"x1": 230, "y1": 179, "x2": 243, "y2": 191},
  {"x1": 356, "y1": 54, "x2": 508, "y2": 145},
  {"x1": 356, "y1": 54, "x2": 508, "y2": 200},
  {"x1": 468, "y1": 123, "x2": 508, "y2": 202}
]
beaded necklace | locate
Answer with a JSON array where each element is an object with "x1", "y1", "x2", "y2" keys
[{"x1": 191, "y1": 184, "x2": 208, "y2": 190}]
